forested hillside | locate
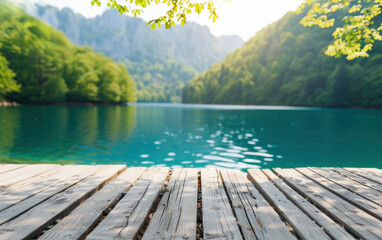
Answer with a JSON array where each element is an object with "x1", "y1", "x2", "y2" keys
[
  {"x1": 0, "y1": 2, "x2": 136, "y2": 103},
  {"x1": 31, "y1": 5, "x2": 244, "y2": 102},
  {"x1": 182, "y1": 10, "x2": 382, "y2": 107}
]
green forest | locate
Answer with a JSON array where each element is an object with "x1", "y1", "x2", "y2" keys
[
  {"x1": 0, "y1": 2, "x2": 136, "y2": 103},
  {"x1": 182, "y1": 9, "x2": 382, "y2": 107},
  {"x1": 32, "y1": 5, "x2": 243, "y2": 103}
]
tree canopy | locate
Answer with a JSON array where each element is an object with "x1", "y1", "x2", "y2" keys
[
  {"x1": 0, "y1": 2, "x2": 136, "y2": 103},
  {"x1": 299, "y1": 0, "x2": 382, "y2": 60},
  {"x1": 90, "y1": 0, "x2": 225, "y2": 29}
]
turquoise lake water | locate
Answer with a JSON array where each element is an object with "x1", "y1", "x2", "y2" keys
[{"x1": 0, "y1": 103, "x2": 381, "y2": 170}]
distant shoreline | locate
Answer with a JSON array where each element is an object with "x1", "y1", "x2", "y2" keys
[
  {"x1": 0, "y1": 101, "x2": 127, "y2": 107},
  {"x1": 1, "y1": 101, "x2": 381, "y2": 110}
]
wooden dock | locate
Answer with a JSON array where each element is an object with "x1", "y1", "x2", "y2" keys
[{"x1": 0, "y1": 164, "x2": 381, "y2": 240}]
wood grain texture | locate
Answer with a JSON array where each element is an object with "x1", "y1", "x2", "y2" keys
[
  {"x1": 344, "y1": 168, "x2": 382, "y2": 185},
  {"x1": 39, "y1": 167, "x2": 146, "y2": 240},
  {"x1": 331, "y1": 168, "x2": 382, "y2": 193},
  {"x1": 0, "y1": 165, "x2": 125, "y2": 240},
  {"x1": 274, "y1": 168, "x2": 382, "y2": 240},
  {"x1": 248, "y1": 169, "x2": 330, "y2": 240},
  {"x1": 261, "y1": 169, "x2": 355, "y2": 240},
  {"x1": 201, "y1": 168, "x2": 242, "y2": 240},
  {"x1": 142, "y1": 168, "x2": 198, "y2": 240},
  {"x1": 221, "y1": 169, "x2": 296, "y2": 240},
  {"x1": 0, "y1": 165, "x2": 104, "y2": 224},
  {"x1": 0, "y1": 164, "x2": 59, "y2": 188},
  {"x1": 309, "y1": 167, "x2": 382, "y2": 205},
  {"x1": 0, "y1": 165, "x2": 75, "y2": 211},
  {"x1": 86, "y1": 167, "x2": 170, "y2": 240},
  {"x1": 297, "y1": 167, "x2": 382, "y2": 220},
  {"x1": 0, "y1": 165, "x2": 27, "y2": 175}
]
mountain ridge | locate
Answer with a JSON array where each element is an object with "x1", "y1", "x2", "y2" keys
[{"x1": 29, "y1": 4, "x2": 244, "y2": 102}]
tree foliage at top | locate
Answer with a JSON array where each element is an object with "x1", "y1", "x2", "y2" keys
[
  {"x1": 299, "y1": 0, "x2": 382, "y2": 60},
  {"x1": 91, "y1": 0, "x2": 225, "y2": 29},
  {"x1": 182, "y1": 10, "x2": 382, "y2": 107},
  {"x1": 0, "y1": 1, "x2": 136, "y2": 103}
]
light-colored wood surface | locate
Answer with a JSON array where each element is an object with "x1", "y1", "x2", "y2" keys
[
  {"x1": 248, "y1": 169, "x2": 330, "y2": 240},
  {"x1": 344, "y1": 168, "x2": 382, "y2": 185},
  {"x1": 0, "y1": 164, "x2": 59, "y2": 188},
  {"x1": 0, "y1": 165, "x2": 105, "y2": 224},
  {"x1": 297, "y1": 167, "x2": 382, "y2": 220},
  {"x1": 309, "y1": 167, "x2": 382, "y2": 205},
  {"x1": 0, "y1": 165, "x2": 75, "y2": 211},
  {"x1": 222, "y1": 169, "x2": 297, "y2": 240},
  {"x1": 0, "y1": 164, "x2": 27, "y2": 174},
  {"x1": 260, "y1": 169, "x2": 355, "y2": 240},
  {"x1": 201, "y1": 168, "x2": 242, "y2": 240},
  {"x1": 0, "y1": 165, "x2": 125, "y2": 240},
  {"x1": 86, "y1": 167, "x2": 169, "y2": 240},
  {"x1": 274, "y1": 168, "x2": 382, "y2": 240},
  {"x1": 39, "y1": 167, "x2": 146, "y2": 240},
  {"x1": 0, "y1": 165, "x2": 380, "y2": 240},
  {"x1": 331, "y1": 167, "x2": 382, "y2": 193},
  {"x1": 142, "y1": 168, "x2": 198, "y2": 240}
]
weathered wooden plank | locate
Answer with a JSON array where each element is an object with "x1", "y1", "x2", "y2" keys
[
  {"x1": 261, "y1": 169, "x2": 355, "y2": 240},
  {"x1": 0, "y1": 164, "x2": 60, "y2": 188},
  {"x1": 221, "y1": 169, "x2": 296, "y2": 240},
  {"x1": 0, "y1": 165, "x2": 76, "y2": 211},
  {"x1": 274, "y1": 168, "x2": 382, "y2": 240},
  {"x1": 201, "y1": 168, "x2": 242, "y2": 240},
  {"x1": 247, "y1": 169, "x2": 330, "y2": 240},
  {"x1": 0, "y1": 165, "x2": 125, "y2": 240},
  {"x1": 39, "y1": 167, "x2": 146, "y2": 240},
  {"x1": 297, "y1": 167, "x2": 382, "y2": 220},
  {"x1": 0, "y1": 164, "x2": 27, "y2": 174},
  {"x1": 142, "y1": 168, "x2": 198, "y2": 240},
  {"x1": 0, "y1": 165, "x2": 104, "y2": 224},
  {"x1": 344, "y1": 168, "x2": 382, "y2": 185},
  {"x1": 86, "y1": 167, "x2": 169, "y2": 240},
  {"x1": 309, "y1": 167, "x2": 382, "y2": 205},
  {"x1": 332, "y1": 168, "x2": 382, "y2": 193},
  {"x1": 363, "y1": 168, "x2": 382, "y2": 177}
]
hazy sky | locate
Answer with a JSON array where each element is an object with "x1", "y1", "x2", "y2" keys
[{"x1": 29, "y1": 0, "x2": 302, "y2": 40}]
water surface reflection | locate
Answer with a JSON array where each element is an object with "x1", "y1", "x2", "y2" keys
[{"x1": 0, "y1": 103, "x2": 381, "y2": 170}]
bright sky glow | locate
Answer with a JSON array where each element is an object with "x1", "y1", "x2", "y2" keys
[{"x1": 26, "y1": 0, "x2": 302, "y2": 40}]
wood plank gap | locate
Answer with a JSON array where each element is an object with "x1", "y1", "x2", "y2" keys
[
  {"x1": 201, "y1": 168, "x2": 242, "y2": 240},
  {"x1": 0, "y1": 165, "x2": 76, "y2": 211},
  {"x1": 297, "y1": 167, "x2": 382, "y2": 220},
  {"x1": 0, "y1": 164, "x2": 60, "y2": 189},
  {"x1": 309, "y1": 167, "x2": 382, "y2": 206},
  {"x1": 248, "y1": 169, "x2": 331, "y2": 240},
  {"x1": 344, "y1": 168, "x2": 382, "y2": 185},
  {"x1": 0, "y1": 165, "x2": 105, "y2": 224},
  {"x1": 86, "y1": 167, "x2": 170, "y2": 240},
  {"x1": 142, "y1": 168, "x2": 198, "y2": 240},
  {"x1": 261, "y1": 169, "x2": 355, "y2": 240},
  {"x1": 0, "y1": 164, "x2": 27, "y2": 175},
  {"x1": 0, "y1": 165, "x2": 126, "y2": 240},
  {"x1": 38, "y1": 167, "x2": 147, "y2": 240},
  {"x1": 221, "y1": 169, "x2": 297, "y2": 240},
  {"x1": 331, "y1": 168, "x2": 382, "y2": 193},
  {"x1": 274, "y1": 168, "x2": 382, "y2": 240}
]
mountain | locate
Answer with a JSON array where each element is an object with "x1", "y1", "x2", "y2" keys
[
  {"x1": 0, "y1": 1, "x2": 136, "y2": 103},
  {"x1": 30, "y1": 5, "x2": 244, "y2": 102},
  {"x1": 182, "y1": 10, "x2": 382, "y2": 108}
]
